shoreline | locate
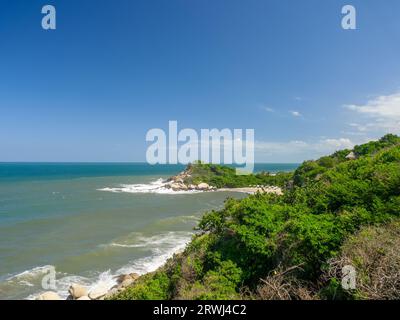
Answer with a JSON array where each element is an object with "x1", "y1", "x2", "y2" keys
[
  {"x1": 35, "y1": 165, "x2": 285, "y2": 300},
  {"x1": 36, "y1": 187, "x2": 282, "y2": 300},
  {"x1": 217, "y1": 186, "x2": 283, "y2": 195}
]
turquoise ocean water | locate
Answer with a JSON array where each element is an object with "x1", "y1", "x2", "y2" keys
[{"x1": 0, "y1": 163, "x2": 298, "y2": 299}]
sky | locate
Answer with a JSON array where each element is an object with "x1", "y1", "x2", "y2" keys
[{"x1": 1, "y1": 0, "x2": 400, "y2": 162}]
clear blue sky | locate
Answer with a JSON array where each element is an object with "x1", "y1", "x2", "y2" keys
[{"x1": 1, "y1": 0, "x2": 400, "y2": 162}]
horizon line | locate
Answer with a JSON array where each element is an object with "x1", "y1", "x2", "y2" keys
[{"x1": 0, "y1": 161, "x2": 301, "y2": 165}]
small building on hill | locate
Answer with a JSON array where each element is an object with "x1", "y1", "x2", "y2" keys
[{"x1": 345, "y1": 151, "x2": 357, "y2": 160}]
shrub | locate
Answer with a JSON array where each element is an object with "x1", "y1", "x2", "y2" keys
[
  {"x1": 322, "y1": 220, "x2": 400, "y2": 300},
  {"x1": 112, "y1": 272, "x2": 171, "y2": 300}
]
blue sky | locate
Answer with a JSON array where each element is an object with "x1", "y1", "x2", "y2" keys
[{"x1": 1, "y1": 0, "x2": 400, "y2": 162}]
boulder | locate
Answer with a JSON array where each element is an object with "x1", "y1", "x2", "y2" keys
[
  {"x1": 129, "y1": 273, "x2": 140, "y2": 281},
  {"x1": 179, "y1": 183, "x2": 188, "y2": 190},
  {"x1": 116, "y1": 273, "x2": 140, "y2": 284},
  {"x1": 171, "y1": 183, "x2": 187, "y2": 191},
  {"x1": 197, "y1": 183, "x2": 210, "y2": 190},
  {"x1": 88, "y1": 285, "x2": 109, "y2": 300},
  {"x1": 37, "y1": 291, "x2": 62, "y2": 300},
  {"x1": 77, "y1": 296, "x2": 91, "y2": 300},
  {"x1": 116, "y1": 274, "x2": 131, "y2": 284},
  {"x1": 68, "y1": 284, "x2": 88, "y2": 299},
  {"x1": 121, "y1": 278, "x2": 134, "y2": 288}
]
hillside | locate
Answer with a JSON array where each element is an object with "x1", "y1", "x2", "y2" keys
[
  {"x1": 112, "y1": 134, "x2": 400, "y2": 300},
  {"x1": 168, "y1": 162, "x2": 293, "y2": 189}
]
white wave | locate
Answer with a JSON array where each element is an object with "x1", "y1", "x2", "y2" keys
[
  {"x1": 115, "y1": 232, "x2": 191, "y2": 275},
  {"x1": 98, "y1": 178, "x2": 202, "y2": 195},
  {"x1": 107, "y1": 231, "x2": 193, "y2": 249},
  {"x1": 18, "y1": 280, "x2": 34, "y2": 287},
  {"x1": 22, "y1": 231, "x2": 193, "y2": 300},
  {"x1": 26, "y1": 273, "x2": 91, "y2": 300},
  {"x1": 6, "y1": 265, "x2": 54, "y2": 281}
]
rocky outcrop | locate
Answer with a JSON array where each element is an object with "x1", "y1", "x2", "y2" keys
[
  {"x1": 68, "y1": 284, "x2": 88, "y2": 299},
  {"x1": 56, "y1": 273, "x2": 141, "y2": 301},
  {"x1": 197, "y1": 183, "x2": 210, "y2": 190},
  {"x1": 88, "y1": 284, "x2": 109, "y2": 300},
  {"x1": 37, "y1": 291, "x2": 62, "y2": 300},
  {"x1": 170, "y1": 182, "x2": 188, "y2": 191},
  {"x1": 165, "y1": 180, "x2": 214, "y2": 192},
  {"x1": 115, "y1": 273, "x2": 140, "y2": 289},
  {"x1": 165, "y1": 166, "x2": 215, "y2": 192}
]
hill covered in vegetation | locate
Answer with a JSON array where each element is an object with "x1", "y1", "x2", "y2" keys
[
  {"x1": 112, "y1": 134, "x2": 400, "y2": 300},
  {"x1": 169, "y1": 161, "x2": 293, "y2": 188}
]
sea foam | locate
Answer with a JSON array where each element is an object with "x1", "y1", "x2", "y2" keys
[
  {"x1": 98, "y1": 178, "x2": 201, "y2": 195},
  {"x1": 20, "y1": 231, "x2": 193, "y2": 300}
]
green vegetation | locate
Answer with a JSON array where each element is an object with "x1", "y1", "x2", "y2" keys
[
  {"x1": 112, "y1": 134, "x2": 400, "y2": 300},
  {"x1": 322, "y1": 220, "x2": 400, "y2": 300},
  {"x1": 182, "y1": 162, "x2": 293, "y2": 188}
]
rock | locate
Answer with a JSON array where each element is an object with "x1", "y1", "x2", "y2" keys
[
  {"x1": 188, "y1": 184, "x2": 196, "y2": 190},
  {"x1": 170, "y1": 183, "x2": 180, "y2": 190},
  {"x1": 121, "y1": 278, "x2": 134, "y2": 288},
  {"x1": 116, "y1": 274, "x2": 131, "y2": 284},
  {"x1": 197, "y1": 183, "x2": 210, "y2": 190},
  {"x1": 129, "y1": 273, "x2": 140, "y2": 281},
  {"x1": 68, "y1": 284, "x2": 88, "y2": 299},
  {"x1": 36, "y1": 291, "x2": 62, "y2": 300},
  {"x1": 115, "y1": 273, "x2": 140, "y2": 288},
  {"x1": 116, "y1": 273, "x2": 140, "y2": 285},
  {"x1": 88, "y1": 285, "x2": 109, "y2": 300},
  {"x1": 171, "y1": 182, "x2": 187, "y2": 191},
  {"x1": 77, "y1": 296, "x2": 91, "y2": 300},
  {"x1": 178, "y1": 183, "x2": 188, "y2": 190}
]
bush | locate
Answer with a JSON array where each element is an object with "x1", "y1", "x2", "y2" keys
[
  {"x1": 112, "y1": 272, "x2": 171, "y2": 300},
  {"x1": 184, "y1": 163, "x2": 293, "y2": 188},
  {"x1": 322, "y1": 220, "x2": 400, "y2": 300}
]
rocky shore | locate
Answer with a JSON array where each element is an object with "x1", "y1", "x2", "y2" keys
[
  {"x1": 165, "y1": 166, "x2": 283, "y2": 195},
  {"x1": 36, "y1": 273, "x2": 140, "y2": 300},
  {"x1": 164, "y1": 166, "x2": 216, "y2": 191},
  {"x1": 218, "y1": 186, "x2": 283, "y2": 195}
]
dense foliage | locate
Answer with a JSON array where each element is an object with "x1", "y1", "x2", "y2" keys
[
  {"x1": 183, "y1": 162, "x2": 293, "y2": 188},
  {"x1": 112, "y1": 134, "x2": 400, "y2": 300}
]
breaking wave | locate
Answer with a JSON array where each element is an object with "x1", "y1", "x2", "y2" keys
[{"x1": 98, "y1": 178, "x2": 201, "y2": 195}]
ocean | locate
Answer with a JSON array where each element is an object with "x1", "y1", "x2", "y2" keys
[{"x1": 0, "y1": 163, "x2": 299, "y2": 300}]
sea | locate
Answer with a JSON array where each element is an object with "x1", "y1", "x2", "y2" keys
[{"x1": 0, "y1": 163, "x2": 299, "y2": 300}]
